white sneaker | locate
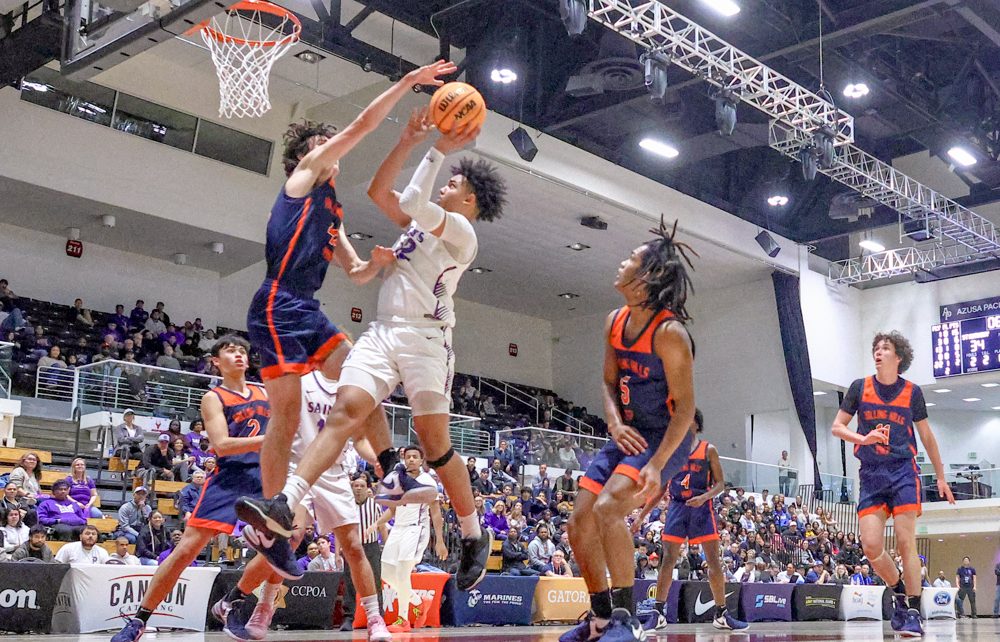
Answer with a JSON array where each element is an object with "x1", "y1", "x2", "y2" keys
[
  {"x1": 367, "y1": 614, "x2": 393, "y2": 642},
  {"x1": 244, "y1": 602, "x2": 275, "y2": 640}
]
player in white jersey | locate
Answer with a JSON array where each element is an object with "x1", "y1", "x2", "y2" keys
[
  {"x1": 243, "y1": 109, "x2": 507, "y2": 592},
  {"x1": 374, "y1": 445, "x2": 448, "y2": 633},
  {"x1": 221, "y1": 352, "x2": 391, "y2": 642}
]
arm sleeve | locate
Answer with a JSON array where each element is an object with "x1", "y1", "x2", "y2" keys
[
  {"x1": 839, "y1": 379, "x2": 863, "y2": 415},
  {"x1": 911, "y1": 385, "x2": 928, "y2": 422},
  {"x1": 398, "y1": 148, "x2": 478, "y2": 263}
]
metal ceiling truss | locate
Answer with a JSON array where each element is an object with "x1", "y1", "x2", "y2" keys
[{"x1": 586, "y1": 0, "x2": 1000, "y2": 285}]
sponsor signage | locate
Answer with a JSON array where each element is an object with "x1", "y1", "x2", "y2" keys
[
  {"x1": 207, "y1": 570, "x2": 341, "y2": 631},
  {"x1": 839, "y1": 585, "x2": 886, "y2": 621},
  {"x1": 0, "y1": 562, "x2": 69, "y2": 633},
  {"x1": 532, "y1": 577, "x2": 591, "y2": 623},
  {"x1": 632, "y1": 579, "x2": 680, "y2": 623},
  {"x1": 793, "y1": 584, "x2": 842, "y2": 621},
  {"x1": 354, "y1": 573, "x2": 450, "y2": 629},
  {"x1": 740, "y1": 584, "x2": 795, "y2": 622},
  {"x1": 680, "y1": 582, "x2": 741, "y2": 624},
  {"x1": 444, "y1": 575, "x2": 538, "y2": 626},
  {"x1": 921, "y1": 587, "x2": 957, "y2": 620},
  {"x1": 53, "y1": 565, "x2": 220, "y2": 633},
  {"x1": 933, "y1": 295, "x2": 1000, "y2": 377}
]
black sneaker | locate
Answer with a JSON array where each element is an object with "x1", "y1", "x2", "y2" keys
[
  {"x1": 235, "y1": 494, "x2": 294, "y2": 538},
  {"x1": 456, "y1": 528, "x2": 492, "y2": 591},
  {"x1": 241, "y1": 525, "x2": 302, "y2": 581}
]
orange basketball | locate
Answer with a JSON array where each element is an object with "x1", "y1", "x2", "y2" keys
[{"x1": 430, "y1": 82, "x2": 487, "y2": 134}]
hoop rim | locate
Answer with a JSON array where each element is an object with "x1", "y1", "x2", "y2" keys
[{"x1": 201, "y1": 0, "x2": 302, "y2": 48}]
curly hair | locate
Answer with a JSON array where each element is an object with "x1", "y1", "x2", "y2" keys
[
  {"x1": 282, "y1": 121, "x2": 337, "y2": 177},
  {"x1": 872, "y1": 331, "x2": 914, "y2": 374},
  {"x1": 452, "y1": 158, "x2": 507, "y2": 222},
  {"x1": 636, "y1": 217, "x2": 698, "y2": 321}
]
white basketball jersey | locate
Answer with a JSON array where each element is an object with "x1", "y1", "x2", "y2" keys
[
  {"x1": 377, "y1": 216, "x2": 476, "y2": 329},
  {"x1": 294, "y1": 371, "x2": 346, "y2": 483},
  {"x1": 392, "y1": 470, "x2": 437, "y2": 527}
]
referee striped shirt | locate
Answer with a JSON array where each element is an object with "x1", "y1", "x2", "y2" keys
[{"x1": 357, "y1": 496, "x2": 383, "y2": 544}]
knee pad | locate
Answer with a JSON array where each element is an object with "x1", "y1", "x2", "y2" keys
[{"x1": 427, "y1": 447, "x2": 456, "y2": 469}]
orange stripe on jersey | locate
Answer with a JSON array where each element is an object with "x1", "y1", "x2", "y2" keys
[
  {"x1": 691, "y1": 440, "x2": 709, "y2": 460},
  {"x1": 861, "y1": 376, "x2": 913, "y2": 408},
  {"x1": 213, "y1": 388, "x2": 247, "y2": 407},
  {"x1": 609, "y1": 307, "x2": 630, "y2": 351},
  {"x1": 266, "y1": 196, "x2": 314, "y2": 371},
  {"x1": 609, "y1": 306, "x2": 676, "y2": 354}
]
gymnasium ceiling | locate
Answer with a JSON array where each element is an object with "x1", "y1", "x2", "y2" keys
[{"x1": 280, "y1": 0, "x2": 1000, "y2": 264}]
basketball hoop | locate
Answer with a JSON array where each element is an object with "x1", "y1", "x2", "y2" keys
[{"x1": 199, "y1": 0, "x2": 301, "y2": 118}]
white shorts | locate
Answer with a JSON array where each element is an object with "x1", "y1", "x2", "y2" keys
[
  {"x1": 382, "y1": 523, "x2": 430, "y2": 564},
  {"x1": 339, "y1": 321, "x2": 454, "y2": 414},
  {"x1": 288, "y1": 463, "x2": 358, "y2": 533}
]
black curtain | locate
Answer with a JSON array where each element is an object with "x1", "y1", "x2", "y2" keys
[{"x1": 771, "y1": 271, "x2": 822, "y2": 498}]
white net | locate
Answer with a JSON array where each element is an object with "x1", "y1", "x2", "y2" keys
[{"x1": 200, "y1": 1, "x2": 300, "y2": 119}]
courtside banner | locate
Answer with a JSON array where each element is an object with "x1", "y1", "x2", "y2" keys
[
  {"x1": 679, "y1": 581, "x2": 741, "y2": 623},
  {"x1": 207, "y1": 570, "x2": 341, "y2": 630},
  {"x1": 921, "y1": 587, "x2": 957, "y2": 620},
  {"x1": 443, "y1": 575, "x2": 538, "y2": 626},
  {"x1": 356, "y1": 573, "x2": 450, "y2": 629},
  {"x1": 739, "y1": 582, "x2": 795, "y2": 622},
  {"x1": 793, "y1": 583, "x2": 842, "y2": 621},
  {"x1": 839, "y1": 585, "x2": 885, "y2": 621},
  {"x1": 0, "y1": 561, "x2": 69, "y2": 633},
  {"x1": 52, "y1": 565, "x2": 220, "y2": 633},
  {"x1": 532, "y1": 577, "x2": 590, "y2": 623},
  {"x1": 631, "y1": 579, "x2": 680, "y2": 623}
]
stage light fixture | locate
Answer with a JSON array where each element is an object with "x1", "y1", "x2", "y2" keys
[
  {"x1": 815, "y1": 127, "x2": 836, "y2": 169},
  {"x1": 843, "y1": 83, "x2": 869, "y2": 98},
  {"x1": 859, "y1": 239, "x2": 885, "y2": 253},
  {"x1": 799, "y1": 146, "x2": 818, "y2": 181},
  {"x1": 641, "y1": 50, "x2": 671, "y2": 105},
  {"x1": 639, "y1": 137, "x2": 679, "y2": 159},
  {"x1": 701, "y1": 0, "x2": 740, "y2": 16},
  {"x1": 713, "y1": 89, "x2": 738, "y2": 136},
  {"x1": 559, "y1": 0, "x2": 588, "y2": 36},
  {"x1": 490, "y1": 68, "x2": 517, "y2": 84},
  {"x1": 947, "y1": 146, "x2": 977, "y2": 167},
  {"x1": 767, "y1": 194, "x2": 788, "y2": 207}
]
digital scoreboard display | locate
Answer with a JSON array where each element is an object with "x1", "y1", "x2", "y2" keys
[{"x1": 931, "y1": 313, "x2": 1000, "y2": 377}]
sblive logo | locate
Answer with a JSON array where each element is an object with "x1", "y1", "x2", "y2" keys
[
  {"x1": 934, "y1": 592, "x2": 951, "y2": 606},
  {"x1": 754, "y1": 594, "x2": 786, "y2": 609},
  {"x1": 0, "y1": 589, "x2": 38, "y2": 610}
]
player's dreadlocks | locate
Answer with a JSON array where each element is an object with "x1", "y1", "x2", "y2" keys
[
  {"x1": 636, "y1": 217, "x2": 698, "y2": 321},
  {"x1": 282, "y1": 121, "x2": 338, "y2": 177}
]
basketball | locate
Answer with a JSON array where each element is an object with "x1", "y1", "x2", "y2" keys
[{"x1": 430, "y1": 82, "x2": 487, "y2": 134}]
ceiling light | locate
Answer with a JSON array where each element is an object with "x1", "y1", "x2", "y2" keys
[
  {"x1": 963, "y1": 397, "x2": 981, "y2": 402},
  {"x1": 813, "y1": 391, "x2": 826, "y2": 396},
  {"x1": 559, "y1": 292, "x2": 580, "y2": 299},
  {"x1": 947, "y1": 146, "x2": 977, "y2": 167},
  {"x1": 859, "y1": 239, "x2": 885, "y2": 253},
  {"x1": 980, "y1": 383, "x2": 999, "y2": 388},
  {"x1": 639, "y1": 137, "x2": 679, "y2": 158},
  {"x1": 925, "y1": 402, "x2": 935, "y2": 407},
  {"x1": 295, "y1": 50, "x2": 325, "y2": 64},
  {"x1": 567, "y1": 243, "x2": 591, "y2": 251},
  {"x1": 347, "y1": 232, "x2": 372, "y2": 240},
  {"x1": 701, "y1": 0, "x2": 740, "y2": 16},
  {"x1": 470, "y1": 267, "x2": 492, "y2": 274},
  {"x1": 767, "y1": 194, "x2": 789, "y2": 207},
  {"x1": 843, "y1": 83, "x2": 870, "y2": 99},
  {"x1": 937, "y1": 539, "x2": 944, "y2": 542},
  {"x1": 210, "y1": 242, "x2": 224, "y2": 254},
  {"x1": 490, "y1": 68, "x2": 517, "y2": 84},
  {"x1": 992, "y1": 406, "x2": 1000, "y2": 410},
  {"x1": 933, "y1": 389, "x2": 951, "y2": 393}
]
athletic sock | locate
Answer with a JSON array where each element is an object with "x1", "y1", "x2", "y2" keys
[
  {"x1": 281, "y1": 475, "x2": 310, "y2": 509},
  {"x1": 610, "y1": 586, "x2": 634, "y2": 612},
  {"x1": 590, "y1": 590, "x2": 613, "y2": 620},
  {"x1": 715, "y1": 605, "x2": 727, "y2": 619},
  {"x1": 654, "y1": 600, "x2": 665, "y2": 613},
  {"x1": 458, "y1": 511, "x2": 482, "y2": 540},
  {"x1": 377, "y1": 449, "x2": 399, "y2": 479},
  {"x1": 225, "y1": 586, "x2": 250, "y2": 603},
  {"x1": 893, "y1": 578, "x2": 906, "y2": 595},
  {"x1": 261, "y1": 582, "x2": 282, "y2": 607},
  {"x1": 908, "y1": 595, "x2": 921, "y2": 610},
  {"x1": 361, "y1": 594, "x2": 381, "y2": 622},
  {"x1": 135, "y1": 607, "x2": 154, "y2": 623}
]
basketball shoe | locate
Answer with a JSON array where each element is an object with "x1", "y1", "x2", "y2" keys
[{"x1": 376, "y1": 463, "x2": 438, "y2": 507}]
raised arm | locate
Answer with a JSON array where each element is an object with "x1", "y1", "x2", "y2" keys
[
  {"x1": 331, "y1": 229, "x2": 395, "y2": 285},
  {"x1": 367, "y1": 108, "x2": 432, "y2": 228},
  {"x1": 200, "y1": 391, "x2": 264, "y2": 457}
]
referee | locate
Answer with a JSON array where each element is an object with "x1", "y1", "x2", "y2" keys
[{"x1": 342, "y1": 474, "x2": 386, "y2": 630}]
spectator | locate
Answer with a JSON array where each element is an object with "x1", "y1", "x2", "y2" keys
[
  {"x1": 308, "y1": 537, "x2": 340, "y2": 572},
  {"x1": 11, "y1": 525, "x2": 53, "y2": 562},
  {"x1": 776, "y1": 563, "x2": 797, "y2": 583},
  {"x1": 65, "y1": 457, "x2": 102, "y2": 518},
  {"x1": 0, "y1": 278, "x2": 16, "y2": 310},
  {"x1": 145, "y1": 309, "x2": 166, "y2": 336},
  {"x1": 156, "y1": 345, "x2": 180, "y2": 370},
  {"x1": 184, "y1": 419, "x2": 206, "y2": 449},
  {"x1": 805, "y1": 561, "x2": 829, "y2": 584},
  {"x1": 734, "y1": 559, "x2": 758, "y2": 583},
  {"x1": 481, "y1": 395, "x2": 497, "y2": 418},
  {"x1": 956, "y1": 556, "x2": 977, "y2": 618},
  {"x1": 557, "y1": 440, "x2": 580, "y2": 470},
  {"x1": 140, "y1": 434, "x2": 176, "y2": 482},
  {"x1": 55, "y1": 525, "x2": 109, "y2": 564},
  {"x1": 157, "y1": 529, "x2": 194, "y2": 565},
  {"x1": 555, "y1": 468, "x2": 577, "y2": 499},
  {"x1": 530, "y1": 463, "x2": 550, "y2": 491},
  {"x1": 527, "y1": 524, "x2": 555, "y2": 570},
  {"x1": 933, "y1": 571, "x2": 951, "y2": 588},
  {"x1": 68, "y1": 298, "x2": 94, "y2": 327},
  {"x1": 995, "y1": 563, "x2": 1000, "y2": 617},
  {"x1": 111, "y1": 304, "x2": 130, "y2": 332},
  {"x1": 542, "y1": 548, "x2": 574, "y2": 577},
  {"x1": 129, "y1": 300, "x2": 149, "y2": 330},
  {"x1": 465, "y1": 456, "x2": 478, "y2": 484},
  {"x1": 114, "y1": 409, "x2": 145, "y2": 462},
  {"x1": 201, "y1": 457, "x2": 217, "y2": 476},
  {"x1": 295, "y1": 523, "x2": 318, "y2": 557},
  {"x1": 778, "y1": 450, "x2": 792, "y2": 496},
  {"x1": 169, "y1": 437, "x2": 195, "y2": 482},
  {"x1": 36, "y1": 480, "x2": 88, "y2": 541},
  {"x1": 108, "y1": 536, "x2": 141, "y2": 565},
  {"x1": 197, "y1": 329, "x2": 217, "y2": 354},
  {"x1": 502, "y1": 529, "x2": 539, "y2": 576},
  {"x1": 37, "y1": 345, "x2": 66, "y2": 371},
  {"x1": 117, "y1": 487, "x2": 152, "y2": 543},
  {"x1": 830, "y1": 563, "x2": 852, "y2": 585},
  {"x1": 178, "y1": 471, "x2": 205, "y2": 521},
  {"x1": 484, "y1": 501, "x2": 510, "y2": 539},
  {"x1": 488, "y1": 458, "x2": 516, "y2": 489},
  {"x1": 297, "y1": 540, "x2": 320, "y2": 573},
  {"x1": 507, "y1": 502, "x2": 527, "y2": 533},
  {"x1": 154, "y1": 301, "x2": 172, "y2": 327},
  {"x1": 493, "y1": 439, "x2": 513, "y2": 470},
  {"x1": 135, "y1": 511, "x2": 169, "y2": 565},
  {"x1": 473, "y1": 468, "x2": 500, "y2": 499},
  {"x1": 2, "y1": 507, "x2": 30, "y2": 560},
  {"x1": 7, "y1": 452, "x2": 43, "y2": 507},
  {"x1": 851, "y1": 564, "x2": 874, "y2": 585},
  {"x1": 2, "y1": 482, "x2": 34, "y2": 526}
]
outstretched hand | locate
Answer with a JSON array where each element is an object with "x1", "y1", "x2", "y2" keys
[
  {"x1": 370, "y1": 245, "x2": 396, "y2": 267},
  {"x1": 434, "y1": 123, "x2": 482, "y2": 155},
  {"x1": 401, "y1": 107, "x2": 432, "y2": 146},
  {"x1": 406, "y1": 60, "x2": 458, "y2": 87}
]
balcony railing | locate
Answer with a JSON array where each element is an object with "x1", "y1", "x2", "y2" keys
[{"x1": 0, "y1": 342, "x2": 12, "y2": 399}]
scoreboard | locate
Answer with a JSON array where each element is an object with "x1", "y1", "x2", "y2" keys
[{"x1": 932, "y1": 313, "x2": 1000, "y2": 377}]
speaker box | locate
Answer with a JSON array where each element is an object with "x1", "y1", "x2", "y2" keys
[
  {"x1": 755, "y1": 230, "x2": 781, "y2": 257},
  {"x1": 508, "y1": 126, "x2": 538, "y2": 162}
]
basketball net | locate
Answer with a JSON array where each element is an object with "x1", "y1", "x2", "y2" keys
[{"x1": 200, "y1": 0, "x2": 301, "y2": 118}]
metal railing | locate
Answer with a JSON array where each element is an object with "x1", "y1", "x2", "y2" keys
[
  {"x1": 0, "y1": 342, "x2": 13, "y2": 399},
  {"x1": 939, "y1": 467, "x2": 999, "y2": 501},
  {"x1": 476, "y1": 377, "x2": 596, "y2": 435},
  {"x1": 717, "y1": 457, "x2": 800, "y2": 498},
  {"x1": 382, "y1": 402, "x2": 490, "y2": 455},
  {"x1": 493, "y1": 427, "x2": 609, "y2": 473}
]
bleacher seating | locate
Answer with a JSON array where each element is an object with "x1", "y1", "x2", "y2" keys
[{"x1": 0, "y1": 446, "x2": 53, "y2": 464}]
